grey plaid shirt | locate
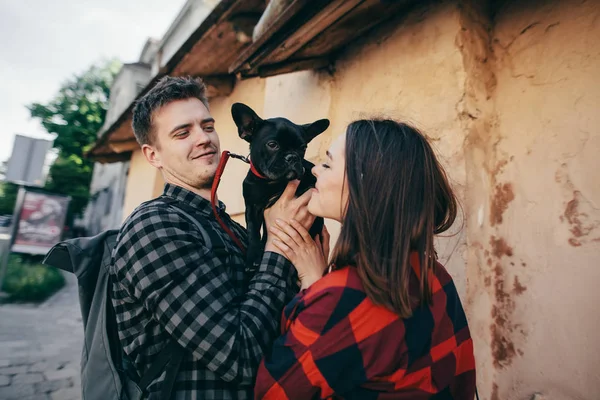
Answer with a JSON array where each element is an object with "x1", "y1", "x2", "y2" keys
[{"x1": 110, "y1": 184, "x2": 297, "y2": 399}]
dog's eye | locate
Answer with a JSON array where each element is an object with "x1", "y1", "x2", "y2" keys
[{"x1": 266, "y1": 141, "x2": 279, "y2": 150}]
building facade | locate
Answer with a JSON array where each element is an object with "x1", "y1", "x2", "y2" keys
[{"x1": 88, "y1": 1, "x2": 600, "y2": 398}]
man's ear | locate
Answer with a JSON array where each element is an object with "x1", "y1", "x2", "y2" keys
[
  {"x1": 302, "y1": 119, "x2": 330, "y2": 143},
  {"x1": 142, "y1": 143, "x2": 162, "y2": 169},
  {"x1": 231, "y1": 103, "x2": 263, "y2": 142}
]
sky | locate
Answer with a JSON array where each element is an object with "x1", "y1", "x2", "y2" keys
[{"x1": 0, "y1": 0, "x2": 187, "y2": 163}]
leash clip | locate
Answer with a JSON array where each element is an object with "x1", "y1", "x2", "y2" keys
[
  {"x1": 227, "y1": 152, "x2": 267, "y2": 179},
  {"x1": 228, "y1": 153, "x2": 250, "y2": 164}
]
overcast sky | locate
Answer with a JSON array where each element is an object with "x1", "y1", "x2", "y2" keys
[{"x1": 0, "y1": 0, "x2": 187, "y2": 163}]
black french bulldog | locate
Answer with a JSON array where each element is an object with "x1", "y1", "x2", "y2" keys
[{"x1": 231, "y1": 103, "x2": 329, "y2": 267}]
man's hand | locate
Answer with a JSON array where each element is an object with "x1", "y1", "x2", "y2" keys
[{"x1": 264, "y1": 180, "x2": 314, "y2": 253}]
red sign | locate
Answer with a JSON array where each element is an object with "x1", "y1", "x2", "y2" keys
[{"x1": 12, "y1": 191, "x2": 70, "y2": 255}]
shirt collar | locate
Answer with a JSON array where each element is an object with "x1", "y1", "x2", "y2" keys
[{"x1": 162, "y1": 183, "x2": 226, "y2": 216}]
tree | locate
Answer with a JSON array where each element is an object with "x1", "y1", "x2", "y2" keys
[
  {"x1": 0, "y1": 160, "x2": 6, "y2": 181},
  {"x1": 28, "y1": 59, "x2": 121, "y2": 223},
  {"x1": 0, "y1": 181, "x2": 19, "y2": 216}
]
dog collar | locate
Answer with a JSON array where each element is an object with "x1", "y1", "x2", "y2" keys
[{"x1": 249, "y1": 159, "x2": 268, "y2": 180}]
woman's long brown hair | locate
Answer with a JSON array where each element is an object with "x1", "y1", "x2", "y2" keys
[{"x1": 331, "y1": 119, "x2": 458, "y2": 318}]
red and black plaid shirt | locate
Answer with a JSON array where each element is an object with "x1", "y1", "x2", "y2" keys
[{"x1": 255, "y1": 253, "x2": 476, "y2": 399}]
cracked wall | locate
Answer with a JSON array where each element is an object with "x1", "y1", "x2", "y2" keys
[
  {"x1": 258, "y1": 1, "x2": 471, "y2": 288},
  {"x1": 139, "y1": 0, "x2": 598, "y2": 398},
  {"x1": 325, "y1": 1, "x2": 471, "y2": 296},
  {"x1": 485, "y1": 0, "x2": 600, "y2": 399},
  {"x1": 258, "y1": 0, "x2": 600, "y2": 398}
]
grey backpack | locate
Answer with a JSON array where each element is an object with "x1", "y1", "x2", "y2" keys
[{"x1": 43, "y1": 205, "x2": 207, "y2": 399}]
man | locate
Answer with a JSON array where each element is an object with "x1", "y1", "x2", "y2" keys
[{"x1": 109, "y1": 76, "x2": 312, "y2": 398}]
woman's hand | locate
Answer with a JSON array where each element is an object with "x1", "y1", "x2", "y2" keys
[
  {"x1": 264, "y1": 180, "x2": 315, "y2": 254},
  {"x1": 269, "y1": 219, "x2": 330, "y2": 289},
  {"x1": 264, "y1": 180, "x2": 315, "y2": 231}
]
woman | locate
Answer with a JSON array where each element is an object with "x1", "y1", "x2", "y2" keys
[{"x1": 257, "y1": 119, "x2": 476, "y2": 399}]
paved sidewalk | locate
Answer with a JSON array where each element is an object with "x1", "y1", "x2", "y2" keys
[{"x1": 0, "y1": 273, "x2": 83, "y2": 400}]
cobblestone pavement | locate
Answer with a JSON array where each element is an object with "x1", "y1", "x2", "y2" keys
[{"x1": 0, "y1": 273, "x2": 83, "y2": 400}]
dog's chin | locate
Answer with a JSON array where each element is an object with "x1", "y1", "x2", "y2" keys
[
  {"x1": 266, "y1": 166, "x2": 305, "y2": 181},
  {"x1": 285, "y1": 170, "x2": 300, "y2": 180}
]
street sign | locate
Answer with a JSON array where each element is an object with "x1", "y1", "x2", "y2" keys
[{"x1": 5, "y1": 135, "x2": 53, "y2": 187}]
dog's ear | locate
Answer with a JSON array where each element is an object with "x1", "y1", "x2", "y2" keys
[
  {"x1": 302, "y1": 119, "x2": 330, "y2": 143},
  {"x1": 231, "y1": 103, "x2": 263, "y2": 142}
]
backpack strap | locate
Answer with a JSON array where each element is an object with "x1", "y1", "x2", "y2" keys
[
  {"x1": 160, "y1": 195, "x2": 244, "y2": 259},
  {"x1": 137, "y1": 340, "x2": 183, "y2": 398},
  {"x1": 167, "y1": 203, "x2": 213, "y2": 247}
]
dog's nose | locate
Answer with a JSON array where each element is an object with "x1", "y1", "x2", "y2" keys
[{"x1": 285, "y1": 154, "x2": 297, "y2": 162}]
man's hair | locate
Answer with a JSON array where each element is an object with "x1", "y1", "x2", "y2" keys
[{"x1": 132, "y1": 76, "x2": 209, "y2": 146}]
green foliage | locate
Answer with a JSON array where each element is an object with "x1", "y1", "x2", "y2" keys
[
  {"x1": 2, "y1": 254, "x2": 65, "y2": 302},
  {"x1": 28, "y1": 60, "x2": 121, "y2": 158},
  {"x1": 28, "y1": 59, "x2": 121, "y2": 220},
  {"x1": 0, "y1": 181, "x2": 19, "y2": 215},
  {"x1": 44, "y1": 155, "x2": 94, "y2": 224}
]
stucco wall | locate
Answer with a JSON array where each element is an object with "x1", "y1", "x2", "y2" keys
[
  {"x1": 326, "y1": 2, "x2": 469, "y2": 295},
  {"x1": 257, "y1": 4, "x2": 469, "y2": 265},
  {"x1": 210, "y1": 77, "x2": 267, "y2": 224},
  {"x1": 260, "y1": 70, "x2": 342, "y2": 238},
  {"x1": 256, "y1": 1, "x2": 600, "y2": 398},
  {"x1": 476, "y1": 1, "x2": 600, "y2": 399},
  {"x1": 122, "y1": 148, "x2": 164, "y2": 220},
  {"x1": 113, "y1": 0, "x2": 600, "y2": 397}
]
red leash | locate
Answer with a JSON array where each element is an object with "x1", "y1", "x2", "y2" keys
[
  {"x1": 211, "y1": 151, "x2": 246, "y2": 254},
  {"x1": 211, "y1": 150, "x2": 266, "y2": 255}
]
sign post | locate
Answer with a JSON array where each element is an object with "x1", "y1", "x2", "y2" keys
[
  {"x1": 0, "y1": 134, "x2": 57, "y2": 294},
  {"x1": 0, "y1": 239, "x2": 11, "y2": 297},
  {"x1": 0, "y1": 187, "x2": 26, "y2": 294}
]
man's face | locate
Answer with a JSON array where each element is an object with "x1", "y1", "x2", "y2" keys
[{"x1": 142, "y1": 98, "x2": 221, "y2": 191}]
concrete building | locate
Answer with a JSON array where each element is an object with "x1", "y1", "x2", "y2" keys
[
  {"x1": 88, "y1": 1, "x2": 600, "y2": 399},
  {"x1": 83, "y1": 60, "x2": 152, "y2": 235}
]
